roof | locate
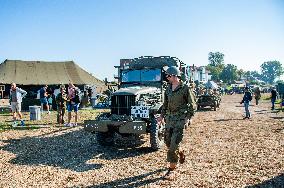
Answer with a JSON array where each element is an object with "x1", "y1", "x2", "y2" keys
[
  {"x1": 205, "y1": 81, "x2": 219, "y2": 89},
  {"x1": 0, "y1": 60, "x2": 105, "y2": 86}
]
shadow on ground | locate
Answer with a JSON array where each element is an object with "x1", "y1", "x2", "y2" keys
[
  {"x1": 254, "y1": 110, "x2": 268, "y2": 113},
  {"x1": 196, "y1": 108, "x2": 217, "y2": 112},
  {"x1": 0, "y1": 129, "x2": 154, "y2": 172},
  {"x1": 83, "y1": 168, "x2": 166, "y2": 188},
  {"x1": 270, "y1": 116, "x2": 284, "y2": 120},
  {"x1": 213, "y1": 118, "x2": 244, "y2": 122},
  {"x1": 245, "y1": 173, "x2": 284, "y2": 188}
]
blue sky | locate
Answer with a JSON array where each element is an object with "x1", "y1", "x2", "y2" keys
[{"x1": 1, "y1": 0, "x2": 284, "y2": 81}]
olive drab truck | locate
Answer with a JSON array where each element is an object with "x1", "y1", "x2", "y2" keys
[{"x1": 84, "y1": 56, "x2": 190, "y2": 150}]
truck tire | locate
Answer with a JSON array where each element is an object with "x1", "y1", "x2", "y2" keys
[
  {"x1": 96, "y1": 132, "x2": 114, "y2": 146},
  {"x1": 150, "y1": 116, "x2": 165, "y2": 151}
]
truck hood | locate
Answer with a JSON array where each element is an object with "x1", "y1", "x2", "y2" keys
[{"x1": 113, "y1": 86, "x2": 160, "y2": 96}]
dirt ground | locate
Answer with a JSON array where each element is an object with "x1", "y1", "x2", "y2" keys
[{"x1": 0, "y1": 94, "x2": 283, "y2": 187}]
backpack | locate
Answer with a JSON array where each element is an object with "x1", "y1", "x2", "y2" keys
[
  {"x1": 74, "y1": 94, "x2": 81, "y2": 104},
  {"x1": 73, "y1": 89, "x2": 81, "y2": 104}
]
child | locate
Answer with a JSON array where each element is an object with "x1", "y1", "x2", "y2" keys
[{"x1": 47, "y1": 94, "x2": 53, "y2": 111}]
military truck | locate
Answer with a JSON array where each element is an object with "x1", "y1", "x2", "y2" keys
[
  {"x1": 196, "y1": 94, "x2": 218, "y2": 111},
  {"x1": 84, "y1": 56, "x2": 189, "y2": 150}
]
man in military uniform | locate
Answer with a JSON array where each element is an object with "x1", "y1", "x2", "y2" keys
[
  {"x1": 158, "y1": 66, "x2": 196, "y2": 180},
  {"x1": 56, "y1": 85, "x2": 68, "y2": 124},
  {"x1": 253, "y1": 87, "x2": 261, "y2": 105}
]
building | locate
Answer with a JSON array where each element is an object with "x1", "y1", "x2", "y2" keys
[{"x1": 189, "y1": 65, "x2": 211, "y2": 83}]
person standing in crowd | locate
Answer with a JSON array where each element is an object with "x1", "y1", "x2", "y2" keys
[
  {"x1": 254, "y1": 87, "x2": 261, "y2": 105},
  {"x1": 157, "y1": 66, "x2": 196, "y2": 181},
  {"x1": 66, "y1": 83, "x2": 80, "y2": 126},
  {"x1": 47, "y1": 94, "x2": 53, "y2": 111},
  {"x1": 56, "y1": 85, "x2": 67, "y2": 124},
  {"x1": 271, "y1": 87, "x2": 277, "y2": 110},
  {"x1": 240, "y1": 87, "x2": 252, "y2": 119},
  {"x1": 10, "y1": 83, "x2": 27, "y2": 127},
  {"x1": 80, "y1": 90, "x2": 89, "y2": 108},
  {"x1": 40, "y1": 85, "x2": 50, "y2": 114}
]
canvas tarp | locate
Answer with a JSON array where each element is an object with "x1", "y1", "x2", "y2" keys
[
  {"x1": 205, "y1": 81, "x2": 219, "y2": 89},
  {"x1": 0, "y1": 60, "x2": 105, "y2": 87}
]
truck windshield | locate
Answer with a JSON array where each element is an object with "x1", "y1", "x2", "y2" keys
[{"x1": 121, "y1": 69, "x2": 161, "y2": 82}]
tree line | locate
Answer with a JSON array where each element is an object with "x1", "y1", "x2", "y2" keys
[{"x1": 206, "y1": 52, "x2": 284, "y2": 85}]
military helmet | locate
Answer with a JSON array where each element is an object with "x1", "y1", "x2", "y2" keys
[{"x1": 166, "y1": 66, "x2": 181, "y2": 77}]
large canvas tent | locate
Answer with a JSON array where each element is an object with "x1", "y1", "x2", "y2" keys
[{"x1": 0, "y1": 59, "x2": 105, "y2": 87}]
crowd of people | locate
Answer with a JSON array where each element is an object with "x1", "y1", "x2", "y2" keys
[
  {"x1": 9, "y1": 82, "x2": 84, "y2": 127},
  {"x1": 240, "y1": 86, "x2": 281, "y2": 120}
]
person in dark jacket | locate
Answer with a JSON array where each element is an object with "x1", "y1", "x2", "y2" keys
[
  {"x1": 271, "y1": 87, "x2": 277, "y2": 110},
  {"x1": 240, "y1": 87, "x2": 252, "y2": 119}
]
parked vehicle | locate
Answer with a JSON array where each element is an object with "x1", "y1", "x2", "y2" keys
[{"x1": 84, "y1": 56, "x2": 190, "y2": 150}]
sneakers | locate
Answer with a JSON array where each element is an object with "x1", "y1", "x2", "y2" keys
[
  {"x1": 64, "y1": 123, "x2": 78, "y2": 127},
  {"x1": 47, "y1": 111, "x2": 51, "y2": 115},
  {"x1": 20, "y1": 120, "x2": 25, "y2": 126},
  {"x1": 64, "y1": 123, "x2": 70, "y2": 127},
  {"x1": 12, "y1": 121, "x2": 18, "y2": 127}
]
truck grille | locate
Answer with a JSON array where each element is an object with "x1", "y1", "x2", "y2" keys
[{"x1": 111, "y1": 95, "x2": 136, "y2": 115}]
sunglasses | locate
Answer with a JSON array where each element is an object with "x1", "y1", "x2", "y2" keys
[{"x1": 166, "y1": 74, "x2": 172, "y2": 78}]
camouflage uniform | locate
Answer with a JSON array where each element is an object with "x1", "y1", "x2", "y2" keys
[
  {"x1": 254, "y1": 88, "x2": 261, "y2": 105},
  {"x1": 162, "y1": 81, "x2": 196, "y2": 163},
  {"x1": 56, "y1": 92, "x2": 67, "y2": 123}
]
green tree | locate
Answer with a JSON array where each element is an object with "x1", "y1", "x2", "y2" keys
[
  {"x1": 243, "y1": 71, "x2": 251, "y2": 81},
  {"x1": 237, "y1": 69, "x2": 244, "y2": 80},
  {"x1": 207, "y1": 52, "x2": 225, "y2": 81},
  {"x1": 208, "y1": 52, "x2": 225, "y2": 66},
  {"x1": 250, "y1": 71, "x2": 261, "y2": 80},
  {"x1": 261, "y1": 61, "x2": 283, "y2": 84},
  {"x1": 220, "y1": 64, "x2": 238, "y2": 84}
]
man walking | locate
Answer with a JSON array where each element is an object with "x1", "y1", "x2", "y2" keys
[
  {"x1": 10, "y1": 83, "x2": 27, "y2": 127},
  {"x1": 254, "y1": 87, "x2": 261, "y2": 105},
  {"x1": 271, "y1": 87, "x2": 277, "y2": 110},
  {"x1": 240, "y1": 87, "x2": 252, "y2": 119},
  {"x1": 157, "y1": 66, "x2": 196, "y2": 180}
]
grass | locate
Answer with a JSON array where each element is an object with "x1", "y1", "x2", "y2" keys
[
  {"x1": 0, "y1": 122, "x2": 41, "y2": 132},
  {"x1": 0, "y1": 108, "x2": 106, "y2": 132}
]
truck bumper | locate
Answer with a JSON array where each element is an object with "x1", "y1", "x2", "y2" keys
[{"x1": 84, "y1": 120, "x2": 147, "y2": 134}]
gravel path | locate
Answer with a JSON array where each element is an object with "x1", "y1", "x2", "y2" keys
[{"x1": 0, "y1": 94, "x2": 283, "y2": 187}]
